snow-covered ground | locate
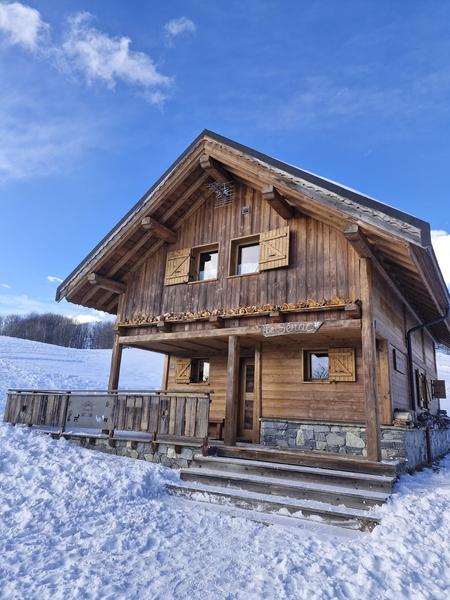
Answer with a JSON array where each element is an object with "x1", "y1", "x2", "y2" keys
[{"x1": 1, "y1": 336, "x2": 450, "y2": 599}]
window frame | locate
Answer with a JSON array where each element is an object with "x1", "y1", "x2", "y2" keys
[
  {"x1": 189, "y1": 243, "x2": 220, "y2": 284},
  {"x1": 228, "y1": 234, "x2": 260, "y2": 277},
  {"x1": 303, "y1": 349, "x2": 330, "y2": 383},
  {"x1": 190, "y1": 358, "x2": 211, "y2": 385}
]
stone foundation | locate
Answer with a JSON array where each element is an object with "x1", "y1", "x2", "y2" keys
[
  {"x1": 260, "y1": 418, "x2": 450, "y2": 472},
  {"x1": 67, "y1": 436, "x2": 200, "y2": 469}
]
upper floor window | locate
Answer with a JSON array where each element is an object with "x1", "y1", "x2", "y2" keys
[
  {"x1": 197, "y1": 249, "x2": 218, "y2": 281},
  {"x1": 237, "y1": 241, "x2": 260, "y2": 275}
]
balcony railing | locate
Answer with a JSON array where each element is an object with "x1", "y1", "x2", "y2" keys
[{"x1": 3, "y1": 390, "x2": 211, "y2": 448}]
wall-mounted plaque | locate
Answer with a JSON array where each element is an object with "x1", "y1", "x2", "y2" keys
[
  {"x1": 65, "y1": 395, "x2": 114, "y2": 430},
  {"x1": 259, "y1": 321, "x2": 323, "y2": 337}
]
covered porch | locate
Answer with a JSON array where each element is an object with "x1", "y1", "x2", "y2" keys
[{"x1": 113, "y1": 311, "x2": 385, "y2": 462}]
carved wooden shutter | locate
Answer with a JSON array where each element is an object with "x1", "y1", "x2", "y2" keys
[
  {"x1": 164, "y1": 248, "x2": 191, "y2": 285},
  {"x1": 175, "y1": 359, "x2": 192, "y2": 384},
  {"x1": 329, "y1": 348, "x2": 356, "y2": 382},
  {"x1": 259, "y1": 226, "x2": 290, "y2": 271},
  {"x1": 432, "y1": 380, "x2": 447, "y2": 399}
]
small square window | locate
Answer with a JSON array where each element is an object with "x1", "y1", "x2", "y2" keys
[
  {"x1": 305, "y1": 351, "x2": 329, "y2": 381},
  {"x1": 190, "y1": 359, "x2": 210, "y2": 383}
]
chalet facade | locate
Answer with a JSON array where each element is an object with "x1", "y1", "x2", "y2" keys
[{"x1": 53, "y1": 130, "x2": 450, "y2": 467}]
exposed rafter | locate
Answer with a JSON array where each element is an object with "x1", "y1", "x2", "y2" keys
[
  {"x1": 199, "y1": 154, "x2": 232, "y2": 184},
  {"x1": 344, "y1": 224, "x2": 423, "y2": 327},
  {"x1": 141, "y1": 216, "x2": 177, "y2": 243},
  {"x1": 261, "y1": 184, "x2": 294, "y2": 220},
  {"x1": 87, "y1": 273, "x2": 125, "y2": 295}
]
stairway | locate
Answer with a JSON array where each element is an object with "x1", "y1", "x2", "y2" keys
[{"x1": 167, "y1": 447, "x2": 398, "y2": 531}]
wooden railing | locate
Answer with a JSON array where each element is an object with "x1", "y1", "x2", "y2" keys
[{"x1": 3, "y1": 390, "x2": 211, "y2": 448}]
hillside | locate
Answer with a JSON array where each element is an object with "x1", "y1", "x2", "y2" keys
[{"x1": 0, "y1": 337, "x2": 450, "y2": 599}]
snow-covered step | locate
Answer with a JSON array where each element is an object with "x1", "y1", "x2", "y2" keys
[
  {"x1": 180, "y1": 468, "x2": 389, "y2": 510},
  {"x1": 192, "y1": 455, "x2": 395, "y2": 492},
  {"x1": 167, "y1": 481, "x2": 381, "y2": 532}
]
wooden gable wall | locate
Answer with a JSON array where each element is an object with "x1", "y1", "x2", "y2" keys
[{"x1": 122, "y1": 181, "x2": 361, "y2": 321}]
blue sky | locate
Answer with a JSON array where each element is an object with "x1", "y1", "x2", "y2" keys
[{"x1": 0, "y1": 0, "x2": 449, "y2": 321}]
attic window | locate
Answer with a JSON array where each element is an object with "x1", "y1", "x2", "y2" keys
[{"x1": 207, "y1": 181, "x2": 234, "y2": 207}]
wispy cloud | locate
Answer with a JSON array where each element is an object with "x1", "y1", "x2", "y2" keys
[
  {"x1": 47, "y1": 275, "x2": 63, "y2": 283},
  {"x1": 431, "y1": 230, "x2": 450, "y2": 289},
  {"x1": 0, "y1": 92, "x2": 97, "y2": 183},
  {"x1": 164, "y1": 17, "x2": 196, "y2": 39},
  {"x1": 0, "y1": 1, "x2": 49, "y2": 50},
  {"x1": 60, "y1": 12, "x2": 172, "y2": 102},
  {"x1": 0, "y1": 283, "x2": 11, "y2": 289}
]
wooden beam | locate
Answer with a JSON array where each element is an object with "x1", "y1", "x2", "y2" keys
[
  {"x1": 118, "y1": 318, "x2": 361, "y2": 345},
  {"x1": 141, "y1": 217, "x2": 177, "y2": 243},
  {"x1": 199, "y1": 154, "x2": 232, "y2": 184},
  {"x1": 261, "y1": 185, "x2": 294, "y2": 220},
  {"x1": 344, "y1": 225, "x2": 423, "y2": 325},
  {"x1": 108, "y1": 336, "x2": 123, "y2": 391},
  {"x1": 224, "y1": 335, "x2": 240, "y2": 446},
  {"x1": 88, "y1": 273, "x2": 125, "y2": 295},
  {"x1": 360, "y1": 257, "x2": 382, "y2": 461}
]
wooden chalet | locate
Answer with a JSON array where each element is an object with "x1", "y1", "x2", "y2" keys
[{"x1": 54, "y1": 130, "x2": 449, "y2": 464}]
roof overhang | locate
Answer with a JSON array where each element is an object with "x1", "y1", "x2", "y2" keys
[{"x1": 56, "y1": 130, "x2": 450, "y2": 346}]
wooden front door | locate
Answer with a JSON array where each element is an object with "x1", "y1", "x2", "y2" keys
[{"x1": 238, "y1": 357, "x2": 257, "y2": 442}]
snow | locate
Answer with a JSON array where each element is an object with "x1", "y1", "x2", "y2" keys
[{"x1": 0, "y1": 336, "x2": 450, "y2": 599}]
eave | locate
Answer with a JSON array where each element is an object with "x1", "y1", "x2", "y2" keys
[{"x1": 55, "y1": 130, "x2": 450, "y2": 345}]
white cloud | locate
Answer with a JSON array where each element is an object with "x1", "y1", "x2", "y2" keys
[
  {"x1": 0, "y1": 1, "x2": 49, "y2": 50},
  {"x1": 60, "y1": 12, "x2": 171, "y2": 101},
  {"x1": 431, "y1": 230, "x2": 450, "y2": 288},
  {"x1": 0, "y1": 292, "x2": 111, "y2": 322},
  {"x1": 0, "y1": 283, "x2": 11, "y2": 288},
  {"x1": 47, "y1": 275, "x2": 63, "y2": 283},
  {"x1": 164, "y1": 16, "x2": 196, "y2": 38}
]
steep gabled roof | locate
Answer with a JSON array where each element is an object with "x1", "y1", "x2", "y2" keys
[{"x1": 56, "y1": 129, "x2": 450, "y2": 344}]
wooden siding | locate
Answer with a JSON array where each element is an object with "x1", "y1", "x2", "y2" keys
[
  {"x1": 166, "y1": 339, "x2": 366, "y2": 424},
  {"x1": 123, "y1": 182, "x2": 361, "y2": 321},
  {"x1": 372, "y1": 269, "x2": 438, "y2": 414},
  {"x1": 261, "y1": 343, "x2": 365, "y2": 423}
]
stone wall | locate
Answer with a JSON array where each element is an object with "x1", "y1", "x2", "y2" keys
[
  {"x1": 67, "y1": 436, "x2": 200, "y2": 469},
  {"x1": 260, "y1": 418, "x2": 450, "y2": 472}
]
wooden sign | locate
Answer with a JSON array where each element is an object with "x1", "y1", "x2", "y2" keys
[{"x1": 259, "y1": 321, "x2": 323, "y2": 337}]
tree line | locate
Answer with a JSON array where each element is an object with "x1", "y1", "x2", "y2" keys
[{"x1": 0, "y1": 313, "x2": 114, "y2": 349}]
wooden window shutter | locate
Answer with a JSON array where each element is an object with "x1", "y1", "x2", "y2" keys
[
  {"x1": 259, "y1": 226, "x2": 290, "y2": 271},
  {"x1": 175, "y1": 358, "x2": 192, "y2": 384},
  {"x1": 164, "y1": 248, "x2": 191, "y2": 285},
  {"x1": 329, "y1": 348, "x2": 356, "y2": 382}
]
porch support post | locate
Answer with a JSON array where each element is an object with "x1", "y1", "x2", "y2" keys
[
  {"x1": 224, "y1": 335, "x2": 240, "y2": 446},
  {"x1": 360, "y1": 257, "x2": 382, "y2": 461},
  {"x1": 108, "y1": 335, "x2": 123, "y2": 392}
]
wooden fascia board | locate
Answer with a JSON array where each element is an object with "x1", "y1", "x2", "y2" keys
[
  {"x1": 203, "y1": 138, "x2": 428, "y2": 247},
  {"x1": 56, "y1": 139, "x2": 208, "y2": 302}
]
